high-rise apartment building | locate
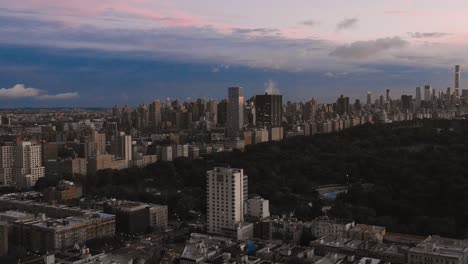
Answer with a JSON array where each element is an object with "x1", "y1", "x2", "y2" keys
[
  {"x1": 149, "y1": 100, "x2": 162, "y2": 129},
  {"x1": 92, "y1": 131, "x2": 106, "y2": 155},
  {"x1": 118, "y1": 133, "x2": 132, "y2": 162},
  {"x1": 255, "y1": 93, "x2": 283, "y2": 128},
  {"x1": 206, "y1": 167, "x2": 247, "y2": 235},
  {"x1": 227, "y1": 87, "x2": 244, "y2": 138},
  {"x1": 0, "y1": 142, "x2": 45, "y2": 188},
  {"x1": 336, "y1": 95, "x2": 350, "y2": 115}
]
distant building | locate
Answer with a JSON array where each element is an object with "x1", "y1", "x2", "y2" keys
[
  {"x1": 0, "y1": 210, "x2": 35, "y2": 223},
  {"x1": 424, "y1": 85, "x2": 432, "y2": 102},
  {"x1": 408, "y1": 236, "x2": 468, "y2": 264},
  {"x1": 104, "y1": 200, "x2": 168, "y2": 234},
  {"x1": 11, "y1": 213, "x2": 115, "y2": 252},
  {"x1": 226, "y1": 87, "x2": 244, "y2": 139},
  {"x1": 310, "y1": 216, "x2": 355, "y2": 238},
  {"x1": 43, "y1": 180, "x2": 83, "y2": 204},
  {"x1": 87, "y1": 154, "x2": 127, "y2": 175},
  {"x1": 416, "y1": 87, "x2": 422, "y2": 108},
  {"x1": 245, "y1": 196, "x2": 270, "y2": 220},
  {"x1": 0, "y1": 141, "x2": 45, "y2": 188},
  {"x1": 455, "y1": 65, "x2": 461, "y2": 97},
  {"x1": 349, "y1": 224, "x2": 386, "y2": 243},
  {"x1": 255, "y1": 93, "x2": 283, "y2": 128}
]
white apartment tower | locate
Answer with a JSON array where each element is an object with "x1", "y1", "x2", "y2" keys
[
  {"x1": 207, "y1": 167, "x2": 247, "y2": 235},
  {"x1": 227, "y1": 87, "x2": 244, "y2": 139},
  {"x1": 0, "y1": 142, "x2": 45, "y2": 188}
]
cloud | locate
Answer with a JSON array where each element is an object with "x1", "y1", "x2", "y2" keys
[
  {"x1": 301, "y1": 19, "x2": 318, "y2": 27},
  {"x1": 408, "y1": 32, "x2": 452, "y2": 39},
  {"x1": 330, "y1": 37, "x2": 409, "y2": 59},
  {"x1": 232, "y1": 28, "x2": 279, "y2": 35},
  {"x1": 336, "y1": 18, "x2": 358, "y2": 31},
  {"x1": 37, "y1": 92, "x2": 80, "y2": 100},
  {"x1": 324, "y1": 72, "x2": 349, "y2": 78},
  {"x1": 264, "y1": 80, "x2": 280, "y2": 95},
  {"x1": 0, "y1": 84, "x2": 79, "y2": 100},
  {"x1": 0, "y1": 84, "x2": 40, "y2": 99}
]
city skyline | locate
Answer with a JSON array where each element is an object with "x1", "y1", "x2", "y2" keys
[{"x1": 1, "y1": 1, "x2": 468, "y2": 107}]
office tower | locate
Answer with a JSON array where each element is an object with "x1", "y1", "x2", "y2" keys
[
  {"x1": 379, "y1": 95, "x2": 384, "y2": 109},
  {"x1": 401, "y1": 95, "x2": 413, "y2": 111},
  {"x1": 206, "y1": 167, "x2": 247, "y2": 235},
  {"x1": 255, "y1": 93, "x2": 283, "y2": 127},
  {"x1": 424, "y1": 85, "x2": 432, "y2": 102},
  {"x1": 386, "y1": 89, "x2": 390, "y2": 102},
  {"x1": 455, "y1": 65, "x2": 461, "y2": 97},
  {"x1": 366, "y1": 92, "x2": 372, "y2": 106},
  {"x1": 227, "y1": 87, "x2": 244, "y2": 139},
  {"x1": 336, "y1": 95, "x2": 349, "y2": 115},
  {"x1": 118, "y1": 132, "x2": 132, "y2": 162},
  {"x1": 416, "y1": 87, "x2": 422, "y2": 108},
  {"x1": 217, "y1": 99, "x2": 228, "y2": 126},
  {"x1": 149, "y1": 100, "x2": 162, "y2": 129}
]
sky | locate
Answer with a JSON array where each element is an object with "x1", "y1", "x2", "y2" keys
[{"x1": 0, "y1": 0, "x2": 468, "y2": 107}]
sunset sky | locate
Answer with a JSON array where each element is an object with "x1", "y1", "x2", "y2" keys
[{"x1": 1, "y1": 0, "x2": 467, "y2": 107}]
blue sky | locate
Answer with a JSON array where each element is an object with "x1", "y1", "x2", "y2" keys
[{"x1": 0, "y1": 1, "x2": 467, "y2": 107}]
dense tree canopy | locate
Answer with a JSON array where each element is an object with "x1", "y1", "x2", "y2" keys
[{"x1": 76, "y1": 121, "x2": 468, "y2": 238}]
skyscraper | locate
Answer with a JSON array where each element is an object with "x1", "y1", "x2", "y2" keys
[
  {"x1": 416, "y1": 87, "x2": 421, "y2": 108},
  {"x1": 455, "y1": 65, "x2": 461, "y2": 97},
  {"x1": 401, "y1": 95, "x2": 413, "y2": 111},
  {"x1": 206, "y1": 167, "x2": 247, "y2": 235},
  {"x1": 149, "y1": 100, "x2": 162, "y2": 129},
  {"x1": 424, "y1": 85, "x2": 432, "y2": 102},
  {"x1": 255, "y1": 93, "x2": 283, "y2": 127},
  {"x1": 336, "y1": 95, "x2": 349, "y2": 115},
  {"x1": 386, "y1": 89, "x2": 390, "y2": 103},
  {"x1": 366, "y1": 92, "x2": 372, "y2": 106},
  {"x1": 227, "y1": 87, "x2": 244, "y2": 139},
  {"x1": 217, "y1": 99, "x2": 228, "y2": 126}
]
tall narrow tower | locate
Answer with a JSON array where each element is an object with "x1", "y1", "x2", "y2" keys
[
  {"x1": 227, "y1": 87, "x2": 244, "y2": 139},
  {"x1": 415, "y1": 87, "x2": 421, "y2": 108},
  {"x1": 455, "y1": 65, "x2": 461, "y2": 97}
]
